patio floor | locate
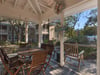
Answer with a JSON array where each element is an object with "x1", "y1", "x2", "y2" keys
[{"x1": 0, "y1": 54, "x2": 96, "y2": 75}]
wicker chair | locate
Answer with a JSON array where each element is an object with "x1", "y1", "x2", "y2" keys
[
  {"x1": 0, "y1": 48, "x2": 24, "y2": 75},
  {"x1": 64, "y1": 43, "x2": 84, "y2": 71},
  {"x1": 26, "y1": 50, "x2": 48, "y2": 75}
]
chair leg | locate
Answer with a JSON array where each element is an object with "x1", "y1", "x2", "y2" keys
[
  {"x1": 42, "y1": 69, "x2": 46, "y2": 75},
  {"x1": 78, "y1": 59, "x2": 81, "y2": 71},
  {"x1": 22, "y1": 67, "x2": 25, "y2": 75},
  {"x1": 64, "y1": 56, "x2": 66, "y2": 62},
  {"x1": 4, "y1": 71, "x2": 8, "y2": 75},
  {"x1": 28, "y1": 68, "x2": 32, "y2": 75},
  {"x1": 44, "y1": 55, "x2": 52, "y2": 71},
  {"x1": 81, "y1": 55, "x2": 85, "y2": 66}
]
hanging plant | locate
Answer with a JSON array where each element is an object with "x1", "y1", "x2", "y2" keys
[{"x1": 54, "y1": 0, "x2": 66, "y2": 14}]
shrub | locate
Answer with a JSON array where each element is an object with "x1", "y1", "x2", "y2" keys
[
  {"x1": 65, "y1": 36, "x2": 89, "y2": 44},
  {"x1": 55, "y1": 41, "x2": 60, "y2": 46},
  {"x1": 79, "y1": 47, "x2": 96, "y2": 59},
  {"x1": 0, "y1": 41, "x2": 11, "y2": 46},
  {"x1": 44, "y1": 39, "x2": 49, "y2": 44}
]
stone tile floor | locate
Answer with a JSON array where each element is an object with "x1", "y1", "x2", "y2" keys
[{"x1": 0, "y1": 54, "x2": 96, "y2": 75}]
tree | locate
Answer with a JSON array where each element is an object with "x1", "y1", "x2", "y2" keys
[
  {"x1": 64, "y1": 13, "x2": 81, "y2": 38},
  {"x1": 83, "y1": 26, "x2": 97, "y2": 36},
  {"x1": 85, "y1": 8, "x2": 97, "y2": 26}
]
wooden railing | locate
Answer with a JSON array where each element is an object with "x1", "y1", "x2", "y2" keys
[{"x1": 64, "y1": 43, "x2": 97, "y2": 48}]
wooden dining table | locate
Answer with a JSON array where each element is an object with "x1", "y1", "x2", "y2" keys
[
  {"x1": 17, "y1": 48, "x2": 44, "y2": 56},
  {"x1": 17, "y1": 48, "x2": 45, "y2": 65}
]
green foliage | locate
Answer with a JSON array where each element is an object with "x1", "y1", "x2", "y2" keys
[
  {"x1": 44, "y1": 39, "x2": 49, "y2": 44},
  {"x1": 65, "y1": 14, "x2": 81, "y2": 27},
  {"x1": 0, "y1": 41, "x2": 11, "y2": 46},
  {"x1": 64, "y1": 26, "x2": 76, "y2": 38},
  {"x1": 83, "y1": 26, "x2": 97, "y2": 36},
  {"x1": 79, "y1": 47, "x2": 96, "y2": 59},
  {"x1": 85, "y1": 8, "x2": 97, "y2": 26},
  {"x1": 31, "y1": 42, "x2": 38, "y2": 48},
  {"x1": 65, "y1": 35, "x2": 89, "y2": 44},
  {"x1": 55, "y1": 41, "x2": 60, "y2": 46},
  {"x1": 0, "y1": 41, "x2": 6, "y2": 45}
]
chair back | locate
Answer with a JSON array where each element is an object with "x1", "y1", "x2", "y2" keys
[
  {"x1": 31, "y1": 50, "x2": 48, "y2": 67},
  {"x1": 65, "y1": 43, "x2": 79, "y2": 57},
  {"x1": 46, "y1": 44, "x2": 54, "y2": 55},
  {"x1": 41, "y1": 43, "x2": 54, "y2": 55},
  {"x1": 41, "y1": 43, "x2": 47, "y2": 49},
  {"x1": 0, "y1": 48, "x2": 9, "y2": 64}
]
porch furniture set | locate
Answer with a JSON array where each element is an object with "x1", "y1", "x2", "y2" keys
[{"x1": 0, "y1": 43, "x2": 84, "y2": 75}]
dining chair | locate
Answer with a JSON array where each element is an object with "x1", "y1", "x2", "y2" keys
[
  {"x1": 0, "y1": 48, "x2": 24, "y2": 75},
  {"x1": 26, "y1": 50, "x2": 48, "y2": 75},
  {"x1": 41, "y1": 43, "x2": 54, "y2": 71}
]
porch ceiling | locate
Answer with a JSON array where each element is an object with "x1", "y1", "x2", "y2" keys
[{"x1": 0, "y1": 0, "x2": 97, "y2": 24}]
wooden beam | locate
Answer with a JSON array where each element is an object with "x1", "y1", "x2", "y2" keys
[
  {"x1": 23, "y1": 2, "x2": 28, "y2": 9},
  {"x1": 27, "y1": 0, "x2": 38, "y2": 14},
  {"x1": 0, "y1": 4, "x2": 39, "y2": 23},
  {"x1": 1, "y1": 0, "x2": 4, "y2": 4},
  {"x1": 14, "y1": 0, "x2": 18, "y2": 7},
  {"x1": 35, "y1": 0, "x2": 42, "y2": 14},
  {"x1": 39, "y1": 2, "x2": 51, "y2": 10}
]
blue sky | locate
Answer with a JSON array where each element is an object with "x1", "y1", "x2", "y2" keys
[{"x1": 74, "y1": 8, "x2": 97, "y2": 30}]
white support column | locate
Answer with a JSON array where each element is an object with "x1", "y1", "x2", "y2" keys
[
  {"x1": 25, "y1": 22, "x2": 28, "y2": 43},
  {"x1": 59, "y1": 12, "x2": 65, "y2": 66},
  {"x1": 1, "y1": 25, "x2": 2, "y2": 40},
  {"x1": 97, "y1": 1, "x2": 100, "y2": 75},
  {"x1": 38, "y1": 23, "x2": 43, "y2": 47},
  {"x1": 7, "y1": 26, "x2": 9, "y2": 41}
]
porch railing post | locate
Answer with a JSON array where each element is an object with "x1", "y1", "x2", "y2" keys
[
  {"x1": 25, "y1": 21, "x2": 28, "y2": 43},
  {"x1": 38, "y1": 23, "x2": 43, "y2": 47},
  {"x1": 60, "y1": 11, "x2": 65, "y2": 66},
  {"x1": 97, "y1": 1, "x2": 100, "y2": 75}
]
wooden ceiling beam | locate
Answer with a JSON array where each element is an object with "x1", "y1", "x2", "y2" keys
[
  {"x1": 39, "y1": 2, "x2": 51, "y2": 10},
  {"x1": 27, "y1": 0, "x2": 38, "y2": 14},
  {"x1": 35, "y1": 0, "x2": 42, "y2": 15},
  {"x1": 14, "y1": 0, "x2": 18, "y2": 7},
  {"x1": 1, "y1": 0, "x2": 4, "y2": 4},
  {"x1": 23, "y1": 2, "x2": 28, "y2": 9},
  {"x1": 0, "y1": 4, "x2": 40, "y2": 23}
]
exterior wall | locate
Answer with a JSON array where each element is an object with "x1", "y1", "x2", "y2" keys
[
  {"x1": 49, "y1": 25, "x2": 60, "y2": 41},
  {"x1": 0, "y1": 23, "x2": 20, "y2": 42},
  {"x1": 36, "y1": 24, "x2": 49, "y2": 42},
  {"x1": 0, "y1": 24, "x2": 8, "y2": 41},
  {"x1": 49, "y1": 25, "x2": 55, "y2": 40},
  {"x1": 0, "y1": 22, "x2": 53, "y2": 43}
]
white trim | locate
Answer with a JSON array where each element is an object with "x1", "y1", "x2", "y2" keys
[
  {"x1": 64, "y1": 0, "x2": 97, "y2": 17},
  {"x1": 97, "y1": 0, "x2": 100, "y2": 75},
  {"x1": 38, "y1": 23, "x2": 43, "y2": 47},
  {"x1": 42, "y1": 0, "x2": 97, "y2": 21}
]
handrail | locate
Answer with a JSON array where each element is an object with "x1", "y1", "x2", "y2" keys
[{"x1": 64, "y1": 43, "x2": 97, "y2": 48}]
